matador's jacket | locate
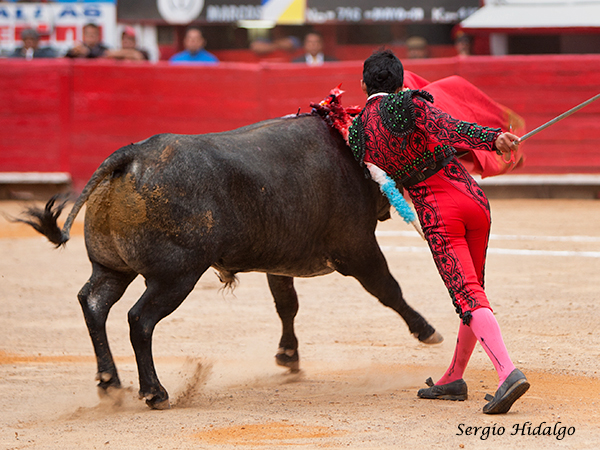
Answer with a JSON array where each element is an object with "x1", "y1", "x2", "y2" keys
[{"x1": 348, "y1": 90, "x2": 502, "y2": 325}]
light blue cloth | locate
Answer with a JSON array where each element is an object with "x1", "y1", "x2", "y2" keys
[
  {"x1": 169, "y1": 49, "x2": 219, "y2": 64},
  {"x1": 378, "y1": 174, "x2": 417, "y2": 224}
]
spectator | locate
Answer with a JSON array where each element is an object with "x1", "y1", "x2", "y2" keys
[
  {"x1": 169, "y1": 27, "x2": 218, "y2": 64},
  {"x1": 454, "y1": 32, "x2": 472, "y2": 57},
  {"x1": 104, "y1": 26, "x2": 149, "y2": 61},
  {"x1": 65, "y1": 23, "x2": 108, "y2": 58},
  {"x1": 9, "y1": 28, "x2": 57, "y2": 59},
  {"x1": 406, "y1": 36, "x2": 429, "y2": 59},
  {"x1": 250, "y1": 26, "x2": 300, "y2": 56},
  {"x1": 292, "y1": 32, "x2": 337, "y2": 66}
]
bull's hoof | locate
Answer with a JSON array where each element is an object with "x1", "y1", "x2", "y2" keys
[
  {"x1": 95, "y1": 372, "x2": 121, "y2": 393},
  {"x1": 275, "y1": 348, "x2": 300, "y2": 373},
  {"x1": 143, "y1": 393, "x2": 171, "y2": 410},
  {"x1": 413, "y1": 330, "x2": 444, "y2": 344},
  {"x1": 146, "y1": 397, "x2": 171, "y2": 410}
]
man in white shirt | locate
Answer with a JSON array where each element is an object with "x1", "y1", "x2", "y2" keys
[{"x1": 292, "y1": 32, "x2": 337, "y2": 66}]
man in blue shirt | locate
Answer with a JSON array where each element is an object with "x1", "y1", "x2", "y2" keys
[{"x1": 169, "y1": 27, "x2": 218, "y2": 64}]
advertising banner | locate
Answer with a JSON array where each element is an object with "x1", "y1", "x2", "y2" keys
[
  {"x1": 118, "y1": 0, "x2": 262, "y2": 24},
  {"x1": 116, "y1": 0, "x2": 478, "y2": 24},
  {"x1": 305, "y1": 0, "x2": 479, "y2": 24},
  {"x1": 0, "y1": 2, "x2": 117, "y2": 56}
]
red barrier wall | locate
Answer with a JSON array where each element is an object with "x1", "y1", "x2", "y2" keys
[
  {"x1": 1, "y1": 60, "x2": 72, "y2": 174},
  {"x1": 2, "y1": 56, "x2": 600, "y2": 190}
]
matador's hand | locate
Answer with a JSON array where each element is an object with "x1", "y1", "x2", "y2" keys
[{"x1": 494, "y1": 132, "x2": 520, "y2": 154}]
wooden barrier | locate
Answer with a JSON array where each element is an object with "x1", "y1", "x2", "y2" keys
[{"x1": 2, "y1": 56, "x2": 600, "y2": 191}]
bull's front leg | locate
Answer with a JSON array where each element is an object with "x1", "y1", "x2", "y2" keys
[
  {"x1": 336, "y1": 245, "x2": 443, "y2": 344},
  {"x1": 267, "y1": 274, "x2": 300, "y2": 372},
  {"x1": 372, "y1": 275, "x2": 443, "y2": 344}
]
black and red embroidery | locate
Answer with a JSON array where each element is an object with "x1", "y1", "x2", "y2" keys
[
  {"x1": 408, "y1": 174, "x2": 485, "y2": 325},
  {"x1": 441, "y1": 158, "x2": 490, "y2": 214}
]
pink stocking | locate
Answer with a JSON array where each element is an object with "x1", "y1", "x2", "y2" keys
[
  {"x1": 469, "y1": 307, "x2": 516, "y2": 386},
  {"x1": 437, "y1": 320, "x2": 477, "y2": 385},
  {"x1": 437, "y1": 308, "x2": 516, "y2": 388}
]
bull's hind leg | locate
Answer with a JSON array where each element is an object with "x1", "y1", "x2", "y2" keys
[
  {"x1": 78, "y1": 263, "x2": 137, "y2": 394},
  {"x1": 127, "y1": 274, "x2": 201, "y2": 410},
  {"x1": 267, "y1": 274, "x2": 300, "y2": 372},
  {"x1": 337, "y1": 243, "x2": 442, "y2": 344}
]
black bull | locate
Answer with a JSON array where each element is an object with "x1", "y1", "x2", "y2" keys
[{"x1": 19, "y1": 113, "x2": 442, "y2": 410}]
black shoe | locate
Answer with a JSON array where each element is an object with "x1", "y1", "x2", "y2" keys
[
  {"x1": 417, "y1": 377, "x2": 468, "y2": 401},
  {"x1": 483, "y1": 368, "x2": 530, "y2": 414}
]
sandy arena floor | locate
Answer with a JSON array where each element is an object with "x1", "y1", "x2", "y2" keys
[{"x1": 0, "y1": 198, "x2": 599, "y2": 449}]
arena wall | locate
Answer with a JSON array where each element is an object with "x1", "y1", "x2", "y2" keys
[{"x1": 2, "y1": 55, "x2": 600, "y2": 190}]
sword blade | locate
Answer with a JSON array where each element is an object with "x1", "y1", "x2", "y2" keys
[{"x1": 517, "y1": 92, "x2": 600, "y2": 144}]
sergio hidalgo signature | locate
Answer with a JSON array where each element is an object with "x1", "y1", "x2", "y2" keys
[{"x1": 456, "y1": 421, "x2": 575, "y2": 441}]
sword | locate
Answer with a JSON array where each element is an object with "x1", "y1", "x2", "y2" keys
[{"x1": 515, "y1": 92, "x2": 600, "y2": 145}]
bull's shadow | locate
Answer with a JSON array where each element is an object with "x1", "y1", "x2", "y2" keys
[{"x1": 17, "y1": 113, "x2": 441, "y2": 409}]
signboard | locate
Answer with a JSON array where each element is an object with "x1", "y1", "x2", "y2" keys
[
  {"x1": 118, "y1": 0, "x2": 262, "y2": 24},
  {"x1": 0, "y1": 2, "x2": 117, "y2": 56},
  {"x1": 305, "y1": 0, "x2": 479, "y2": 24},
  {"x1": 116, "y1": 0, "x2": 478, "y2": 24}
]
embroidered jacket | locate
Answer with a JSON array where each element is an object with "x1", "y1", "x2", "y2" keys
[{"x1": 348, "y1": 90, "x2": 502, "y2": 186}]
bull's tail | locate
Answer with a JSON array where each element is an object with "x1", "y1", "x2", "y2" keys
[
  {"x1": 14, "y1": 145, "x2": 137, "y2": 247},
  {"x1": 16, "y1": 194, "x2": 71, "y2": 246}
]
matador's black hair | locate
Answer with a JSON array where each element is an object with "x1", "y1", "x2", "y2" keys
[{"x1": 362, "y1": 49, "x2": 404, "y2": 97}]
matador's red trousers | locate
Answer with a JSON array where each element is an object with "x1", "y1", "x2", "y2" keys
[{"x1": 407, "y1": 157, "x2": 492, "y2": 324}]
